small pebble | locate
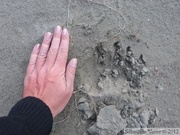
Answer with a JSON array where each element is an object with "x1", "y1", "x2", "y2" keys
[
  {"x1": 97, "y1": 81, "x2": 104, "y2": 90},
  {"x1": 122, "y1": 88, "x2": 128, "y2": 93},
  {"x1": 132, "y1": 112, "x2": 139, "y2": 118},
  {"x1": 111, "y1": 69, "x2": 119, "y2": 78},
  {"x1": 154, "y1": 67, "x2": 158, "y2": 71},
  {"x1": 78, "y1": 97, "x2": 87, "y2": 104},
  {"x1": 156, "y1": 84, "x2": 164, "y2": 91},
  {"x1": 142, "y1": 67, "x2": 148, "y2": 73}
]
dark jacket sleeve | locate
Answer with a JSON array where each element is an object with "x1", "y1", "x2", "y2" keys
[{"x1": 0, "y1": 97, "x2": 53, "y2": 135}]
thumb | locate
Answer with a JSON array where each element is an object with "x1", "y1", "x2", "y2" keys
[{"x1": 66, "y1": 58, "x2": 77, "y2": 92}]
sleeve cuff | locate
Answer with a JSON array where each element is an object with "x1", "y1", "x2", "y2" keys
[{"x1": 8, "y1": 97, "x2": 53, "y2": 135}]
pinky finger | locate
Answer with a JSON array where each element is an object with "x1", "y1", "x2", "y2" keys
[{"x1": 26, "y1": 44, "x2": 40, "y2": 74}]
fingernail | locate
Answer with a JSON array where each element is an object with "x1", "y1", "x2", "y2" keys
[
  {"x1": 36, "y1": 44, "x2": 40, "y2": 49},
  {"x1": 55, "y1": 25, "x2": 61, "y2": 33},
  {"x1": 71, "y1": 58, "x2": 77, "y2": 68},
  {"x1": 63, "y1": 28, "x2": 68, "y2": 35},
  {"x1": 45, "y1": 32, "x2": 52, "y2": 39}
]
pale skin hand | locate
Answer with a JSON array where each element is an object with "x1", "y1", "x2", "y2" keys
[{"x1": 23, "y1": 26, "x2": 77, "y2": 118}]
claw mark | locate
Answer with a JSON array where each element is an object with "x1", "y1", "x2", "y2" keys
[{"x1": 87, "y1": 0, "x2": 127, "y2": 38}]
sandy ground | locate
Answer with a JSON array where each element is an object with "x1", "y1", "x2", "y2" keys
[{"x1": 0, "y1": 0, "x2": 180, "y2": 134}]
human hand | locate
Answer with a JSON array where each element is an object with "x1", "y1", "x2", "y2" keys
[{"x1": 23, "y1": 26, "x2": 77, "y2": 118}]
